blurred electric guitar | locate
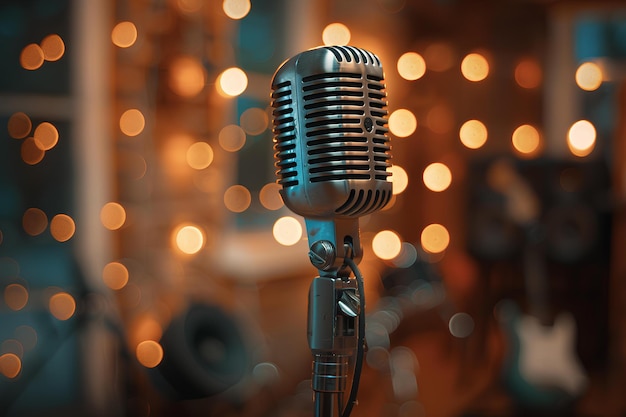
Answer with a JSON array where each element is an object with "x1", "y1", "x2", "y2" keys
[{"x1": 488, "y1": 159, "x2": 588, "y2": 409}]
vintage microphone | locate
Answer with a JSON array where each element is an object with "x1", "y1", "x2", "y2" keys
[{"x1": 270, "y1": 45, "x2": 392, "y2": 417}]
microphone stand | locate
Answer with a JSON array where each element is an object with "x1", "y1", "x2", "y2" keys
[{"x1": 305, "y1": 220, "x2": 365, "y2": 417}]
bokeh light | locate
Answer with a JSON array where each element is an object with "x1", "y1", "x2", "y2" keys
[
  {"x1": 389, "y1": 165, "x2": 408, "y2": 195},
  {"x1": 20, "y1": 43, "x2": 44, "y2": 70},
  {"x1": 4, "y1": 284, "x2": 29, "y2": 311},
  {"x1": 224, "y1": 185, "x2": 252, "y2": 213},
  {"x1": 575, "y1": 62, "x2": 603, "y2": 91},
  {"x1": 448, "y1": 312, "x2": 474, "y2": 338},
  {"x1": 120, "y1": 109, "x2": 145, "y2": 137},
  {"x1": 322, "y1": 23, "x2": 351, "y2": 46},
  {"x1": 273, "y1": 216, "x2": 302, "y2": 246},
  {"x1": 8, "y1": 112, "x2": 32, "y2": 139},
  {"x1": 388, "y1": 109, "x2": 417, "y2": 138},
  {"x1": 22, "y1": 207, "x2": 48, "y2": 236},
  {"x1": 259, "y1": 183, "x2": 284, "y2": 210},
  {"x1": 420, "y1": 224, "x2": 450, "y2": 254},
  {"x1": 222, "y1": 0, "x2": 251, "y2": 20},
  {"x1": 461, "y1": 53, "x2": 489, "y2": 82},
  {"x1": 174, "y1": 224, "x2": 205, "y2": 255},
  {"x1": 112, "y1": 21, "x2": 138, "y2": 48},
  {"x1": 512, "y1": 124, "x2": 541, "y2": 156},
  {"x1": 49, "y1": 292, "x2": 76, "y2": 320},
  {"x1": 186, "y1": 142, "x2": 214, "y2": 170},
  {"x1": 136, "y1": 340, "x2": 164, "y2": 368},
  {"x1": 33, "y1": 122, "x2": 59, "y2": 151},
  {"x1": 50, "y1": 214, "x2": 76, "y2": 242},
  {"x1": 459, "y1": 119, "x2": 487, "y2": 149},
  {"x1": 169, "y1": 56, "x2": 206, "y2": 97},
  {"x1": 240, "y1": 107, "x2": 269, "y2": 135},
  {"x1": 217, "y1": 67, "x2": 248, "y2": 97},
  {"x1": 0, "y1": 353, "x2": 22, "y2": 379},
  {"x1": 397, "y1": 52, "x2": 426, "y2": 81},
  {"x1": 21, "y1": 137, "x2": 45, "y2": 165},
  {"x1": 424, "y1": 42, "x2": 455, "y2": 72},
  {"x1": 423, "y1": 162, "x2": 452, "y2": 192},
  {"x1": 100, "y1": 202, "x2": 127, "y2": 230},
  {"x1": 567, "y1": 120, "x2": 596, "y2": 157},
  {"x1": 177, "y1": 0, "x2": 203, "y2": 13},
  {"x1": 219, "y1": 124, "x2": 246, "y2": 152},
  {"x1": 102, "y1": 261, "x2": 129, "y2": 290},
  {"x1": 40, "y1": 34, "x2": 65, "y2": 62},
  {"x1": 515, "y1": 58, "x2": 542, "y2": 89},
  {"x1": 372, "y1": 230, "x2": 403, "y2": 260}
]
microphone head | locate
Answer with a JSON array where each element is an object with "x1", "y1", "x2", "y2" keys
[{"x1": 270, "y1": 45, "x2": 393, "y2": 220}]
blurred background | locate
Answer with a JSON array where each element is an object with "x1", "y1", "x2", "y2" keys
[{"x1": 1, "y1": 0, "x2": 625, "y2": 416}]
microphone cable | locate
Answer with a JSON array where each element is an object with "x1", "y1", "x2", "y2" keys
[{"x1": 341, "y1": 256, "x2": 366, "y2": 417}]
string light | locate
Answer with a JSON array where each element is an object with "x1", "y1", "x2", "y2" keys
[
  {"x1": 389, "y1": 165, "x2": 408, "y2": 194},
  {"x1": 515, "y1": 58, "x2": 542, "y2": 89},
  {"x1": 459, "y1": 119, "x2": 487, "y2": 149},
  {"x1": 423, "y1": 163, "x2": 452, "y2": 192},
  {"x1": 0, "y1": 353, "x2": 22, "y2": 379},
  {"x1": 173, "y1": 224, "x2": 205, "y2": 255},
  {"x1": 22, "y1": 208, "x2": 48, "y2": 236},
  {"x1": 259, "y1": 183, "x2": 283, "y2": 210},
  {"x1": 49, "y1": 292, "x2": 76, "y2": 320},
  {"x1": 240, "y1": 107, "x2": 269, "y2": 135},
  {"x1": 100, "y1": 202, "x2": 127, "y2": 231},
  {"x1": 102, "y1": 261, "x2": 129, "y2": 290},
  {"x1": 322, "y1": 23, "x2": 351, "y2": 46},
  {"x1": 388, "y1": 109, "x2": 417, "y2": 138},
  {"x1": 219, "y1": 124, "x2": 246, "y2": 152},
  {"x1": 20, "y1": 43, "x2": 44, "y2": 70},
  {"x1": 512, "y1": 124, "x2": 541, "y2": 157},
  {"x1": 397, "y1": 52, "x2": 426, "y2": 81},
  {"x1": 272, "y1": 216, "x2": 302, "y2": 246},
  {"x1": 217, "y1": 67, "x2": 248, "y2": 97},
  {"x1": 112, "y1": 21, "x2": 138, "y2": 48},
  {"x1": 50, "y1": 214, "x2": 76, "y2": 242},
  {"x1": 136, "y1": 340, "x2": 164, "y2": 368},
  {"x1": 33, "y1": 122, "x2": 59, "y2": 151},
  {"x1": 222, "y1": 0, "x2": 251, "y2": 20},
  {"x1": 186, "y1": 142, "x2": 214, "y2": 170},
  {"x1": 169, "y1": 56, "x2": 206, "y2": 97},
  {"x1": 7, "y1": 112, "x2": 32, "y2": 139},
  {"x1": 461, "y1": 53, "x2": 489, "y2": 82},
  {"x1": 372, "y1": 230, "x2": 403, "y2": 260},
  {"x1": 567, "y1": 120, "x2": 596, "y2": 157},
  {"x1": 4, "y1": 284, "x2": 29, "y2": 311},
  {"x1": 21, "y1": 137, "x2": 45, "y2": 165},
  {"x1": 119, "y1": 109, "x2": 145, "y2": 137},
  {"x1": 420, "y1": 224, "x2": 450, "y2": 254},
  {"x1": 575, "y1": 62, "x2": 603, "y2": 91},
  {"x1": 40, "y1": 34, "x2": 65, "y2": 62}
]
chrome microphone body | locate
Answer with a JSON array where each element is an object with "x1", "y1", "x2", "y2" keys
[
  {"x1": 271, "y1": 46, "x2": 392, "y2": 417},
  {"x1": 271, "y1": 45, "x2": 392, "y2": 276}
]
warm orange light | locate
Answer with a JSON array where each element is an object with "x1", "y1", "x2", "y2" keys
[
  {"x1": 136, "y1": 340, "x2": 164, "y2": 368},
  {"x1": 0, "y1": 353, "x2": 22, "y2": 379},
  {"x1": 20, "y1": 43, "x2": 44, "y2": 70},
  {"x1": 273, "y1": 216, "x2": 303, "y2": 246},
  {"x1": 512, "y1": 124, "x2": 541, "y2": 156},
  {"x1": 389, "y1": 165, "x2": 408, "y2": 195},
  {"x1": 423, "y1": 162, "x2": 452, "y2": 192},
  {"x1": 575, "y1": 62, "x2": 603, "y2": 91},
  {"x1": 33, "y1": 122, "x2": 59, "y2": 151},
  {"x1": 174, "y1": 224, "x2": 205, "y2": 255},
  {"x1": 259, "y1": 183, "x2": 284, "y2": 210},
  {"x1": 21, "y1": 137, "x2": 45, "y2": 165},
  {"x1": 219, "y1": 124, "x2": 246, "y2": 152},
  {"x1": 102, "y1": 262, "x2": 129, "y2": 290},
  {"x1": 388, "y1": 109, "x2": 417, "y2": 138},
  {"x1": 567, "y1": 120, "x2": 596, "y2": 157},
  {"x1": 397, "y1": 52, "x2": 426, "y2": 81},
  {"x1": 8, "y1": 112, "x2": 32, "y2": 139},
  {"x1": 4, "y1": 284, "x2": 29, "y2": 311},
  {"x1": 186, "y1": 142, "x2": 214, "y2": 170},
  {"x1": 515, "y1": 58, "x2": 542, "y2": 89},
  {"x1": 112, "y1": 21, "x2": 138, "y2": 48},
  {"x1": 222, "y1": 0, "x2": 251, "y2": 20},
  {"x1": 322, "y1": 23, "x2": 351, "y2": 46},
  {"x1": 461, "y1": 53, "x2": 489, "y2": 82},
  {"x1": 420, "y1": 224, "x2": 450, "y2": 254},
  {"x1": 22, "y1": 208, "x2": 48, "y2": 236},
  {"x1": 217, "y1": 67, "x2": 248, "y2": 97},
  {"x1": 100, "y1": 202, "x2": 126, "y2": 230},
  {"x1": 372, "y1": 230, "x2": 403, "y2": 260},
  {"x1": 49, "y1": 292, "x2": 76, "y2": 320},
  {"x1": 240, "y1": 108, "x2": 269, "y2": 135},
  {"x1": 224, "y1": 185, "x2": 252, "y2": 213},
  {"x1": 459, "y1": 119, "x2": 487, "y2": 149},
  {"x1": 50, "y1": 214, "x2": 76, "y2": 242},
  {"x1": 40, "y1": 34, "x2": 65, "y2": 62},
  {"x1": 119, "y1": 109, "x2": 145, "y2": 136},
  {"x1": 169, "y1": 56, "x2": 206, "y2": 97}
]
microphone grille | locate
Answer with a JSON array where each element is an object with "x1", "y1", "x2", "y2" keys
[{"x1": 270, "y1": 46, "x2": 392, "y2": 217}]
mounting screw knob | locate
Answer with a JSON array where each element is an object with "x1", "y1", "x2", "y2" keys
[{"x1": 309, "y1": 240, "x2": 336, "y2": 270}]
